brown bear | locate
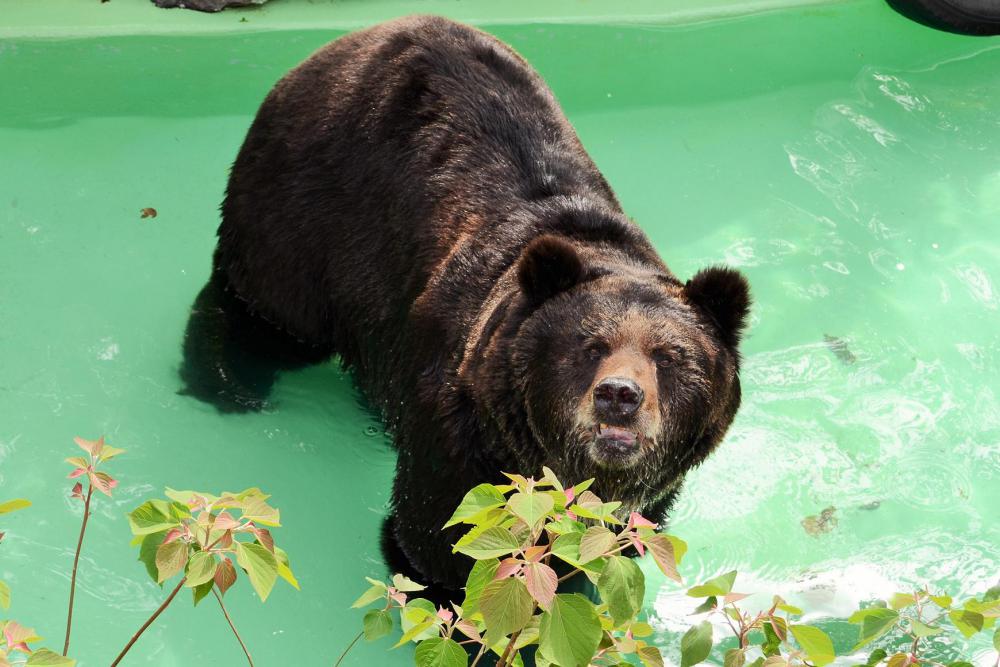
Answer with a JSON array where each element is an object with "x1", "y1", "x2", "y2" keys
[{"x1": 179, "y1": 15, "x2": 751, "y2": 593}]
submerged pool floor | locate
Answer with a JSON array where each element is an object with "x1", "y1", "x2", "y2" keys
[{"x1": 2, "y1": 1, "x2": 999, "y2": 664}]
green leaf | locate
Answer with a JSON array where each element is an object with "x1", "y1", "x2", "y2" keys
[
  {"x1": 539, "y1": 594, "x2": 602, "y2": 667},
  {"x1": 0, "y1": 499, "x2": 31, "y2": 515},
  {"x1": 929, "y1": 594, "x2": 952, "y2": 609},
  {"x1": 443, "y1": 484, "x2": 508, "y2": 528},
  {"x1": 351, "y1": 584, "x2": 388, "y2": 609},
  {"x1": 639, "y1": 645, "x2": 665, "y2": 667},
  {"x1": 724, "y1": 648, "x2": 746, "y2": 667},
  {"x1": 128, "y1": 500, "x2": 183, "y2": 536},
  {"x1": 790, "y1": 625, "x2": 835, "y2": 667},
  {"x1": 235, "y1": 541, "x2": 279, "y2": 602},
  {"x1": 848, "y1": 608, "x2": 899, "y2": 649},
  {"x1": 597, "y1": 555, "x2": 644, "y2": 627},
  {"x1": 889, "y1": 593, "x2": 916, "y2": 610},
  {"x1": 462, "y1": 558, "x2": 500, "y2": 617},
  {"x1": 0, "y1": 580, "x2": 9, "y2": 609},
  {"x1": 993, "y1": 627, "x2": 999, "y2": 651},
  {"x1": 948, "y1": 662, "x2": 974, "y2": 667},
  {"x1": 392, "y1": 573, "x2": 426, "y2": 592},
  {"x1": 397, "y1": 599, "x2": 437, "y2": 646},
  {"x1": 761, "y1": 622, "x2": 781, "y2": 657},
  {"x1": 549, "y1": 532, "x2": 605, "y2": 575},
  {"x1": 452, "y1": 527, "x2": 521, "y2": 560},
  {"x1": 886, "y1": 653, "x2": 908, "y2": 667},
  {"x1": 155, "y1": 540, "x2": 188, "y2": 583},
  {"x1": 693, "y1": 596, "x2": 717, "y2": 614},
  {"x1": 579, "y1": 526, "x2": 616, "y2": 564},
  {"x1": 414, "y1": 637, "x2": 468, "y2": 667},
  {"x1": 687, "y1": 571, "x2": 737, "y2": 598},
  {"x1": 185, "y1": 551, "x2": 218, "y2": 588},
  {"x1": 192, "y1": 579, "x2": 214, "y2": 606},
  {"x1": 508, "y1": 491, "x2": 555, "y2": 530},
  {"x1": 680, "y1": 621, "x2": 713, "y2": 667},
  {"x1": 948, "y1": 609, "x2": 984, "y2": 638},
  {"x1": 25, "y1": 649, "x2": 75, "y2": 666},
  {"x1": 909, "y1": 619, "x2": 942, "y2": 638},
  {"x1": 865, "y1": 649, "x2": 888, "y2": 666},
  {"x1": 480, "y1": 577, "x2": 535, "y2": 641},
  {"x1": 363, "y1": 609, "x2": 393, "y2": 642},
  {"x1": 138, "y1": 531, "x2": 167, "y2": 583},
  {"x1": 273, "y1": 545, "x2": 300, "y2": 590}
]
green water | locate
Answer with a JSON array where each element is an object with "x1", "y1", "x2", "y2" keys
[{"x1": 2, "y1": 1, "x2": 999, "y2": 664}]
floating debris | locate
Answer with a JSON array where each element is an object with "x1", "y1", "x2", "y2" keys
[
  {"x1": 802, "y1": 506, "x2": 838, "y2": 536},
  {"x1": 859, "y1": 500, "x2": 882, "y2": 511},
  {"x1": 823, "y1": 334, "x2": 857, "y2": 365},
  {"x1": 140, "y1": 207, "x2": 158, "y2": 219}
]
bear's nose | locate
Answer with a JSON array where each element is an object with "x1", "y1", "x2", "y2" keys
[{"x1": 593, "y1": 377, "x2": 644, "y2": 421}]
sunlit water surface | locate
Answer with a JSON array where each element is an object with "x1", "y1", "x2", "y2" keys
[{"x1": 1, "y1": 3, "x2": 999, "y2": 665}]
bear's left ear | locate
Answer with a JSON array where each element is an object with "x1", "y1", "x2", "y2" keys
[
  {"x1": 518, "y1": 235, "x2": 586, "y2": 307},
  {"x1": 685, "y1": 266, "x2": 751, "y2": 348}
]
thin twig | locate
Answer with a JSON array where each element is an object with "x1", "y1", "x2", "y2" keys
[
  {"x1": 334, "y1": 631, "x2": 363, "y2": 667},
  {"x1": 110, "y1": 577, "x2": 187, "y2": 666},
  {"x1": 469, "y1": 641, "x2": 489, "y2": 667},
  {"x1": 63, "y1": 484, "x2": 93, "y2": 655},
  {"x1": 214, "y1": 588, "x2": 254, "y2": 666}
]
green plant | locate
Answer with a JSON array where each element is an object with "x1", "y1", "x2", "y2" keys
[
  {"x1": 1, "y1": 498, "x2": 74, "y2": 666},
  {"x1": 346, "y1": 470, "x2": 1000, "y2": 667},
  {"x1": 346, "y1": 467, "x2": 685, "y2": 666},
  {"x1": 63, "y1": 435, "x2": 123, "y2": 655},
  {"x1": 117, "y1": 487, "x2": 299, "y2": 666}
]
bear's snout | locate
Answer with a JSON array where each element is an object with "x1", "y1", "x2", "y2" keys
[{"x1": 593, "y1": 376, "x2": 644, "y2": 421}]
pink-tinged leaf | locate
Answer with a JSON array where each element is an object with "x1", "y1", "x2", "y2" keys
[
  {"x1": 564, "y1": 488, "x2": 575, "y2": 505},
  {"x1": 495, "y1": 558, "x2": 523, "y2": 580},
  {"x1": 163, "y1": 527, "x2": 185, "y2": 544},
  {"x1": 0, "y1": 531, "x2": 5, "y2": 543},
  {"x1": 68, "y1": 467, "x2": 87, "y2": 479},
  {"x1": 388, "y1": 588, "x2": 407, "y2": 606},
  {"x1": 91, "y1": 435, "x2": 106, "y2": 458},
  {"x1": 3, "y1": 620, "x2": 35, "y2": 652},
  {"x1": 253, "y1": 526, "x2": 275, "y2": 553},
  {"x1": 523, "y1": 561, "x2": 558, "y2": 610},
  {"x1": 566, "y1": 509, "x2": 577, "y2": 520},
  {"x1": 213, "y1": 511, "x2": 240, "y2": 531},
  {"x1": 215, "y1": 530, "x2": 233, "y2": 550},
  {"x1": 214, "y1": 556, "x2": 237, "y2": 596},
  {"x1": 90, "y1": 471, "x2": 118, "y2": 497},
  {"x1": 645, "y1": 534, "x2": 682, "y2": 583},
  {"x1": 627, "y1": 532, "x2": 646, "y2": 557},
  {"x1": 437, "y1": 606, "x2": 454, "y2": 623},
  {"x1": 724, "y1": 592, "x2": 750, "y2": 604},
  {"x1": 71, "y1": 482, "x2": 84, "y2": 499},
  {"x1": 628, "y1": 512, "x2": 658, "y2": 530},
  {"x1": 74, "y1": 436, "x2": 98, "y2": 456},
  {"x1": 455, "y1": 620, "x2": 482, "y2": 642},
  {"x1": 524, "y1": 545, "x2": 547, "y2": 562}
]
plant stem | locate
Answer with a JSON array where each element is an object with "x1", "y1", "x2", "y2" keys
[
  {"x1": 214, "y1": 588, "x2": 254, "y2": 666},
  {"x1": 63, "y1": 484, "x2": 93, "y2": 656},
  {"x1": 334, "y1": 631, "x2": 363, "y2": 667},
  {"x1": 497, "y1": 630, "x2": 521, "y2": 667},
  {"x1": 110, "y1": 577, "x2": 187, "y2": 667}
]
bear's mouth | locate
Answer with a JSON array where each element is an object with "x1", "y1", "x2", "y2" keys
[{"x1": 590, "y1": 423, "x2": 642, "y2": 468}]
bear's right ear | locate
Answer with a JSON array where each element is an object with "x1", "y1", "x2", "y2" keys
[{"x1": 517, "y1": 235, "x2": 586, "y2": 307}]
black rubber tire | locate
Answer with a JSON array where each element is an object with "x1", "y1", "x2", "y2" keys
[{"x1": 887, "y1": 0, "x2": 1000, "y2": 35}]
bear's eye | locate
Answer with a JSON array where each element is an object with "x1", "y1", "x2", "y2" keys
[
  {"x1": 652, "y1": 346, "x2": 683, "y2": 367},
  {"x1": 584, "y1": 341, "x2": 609, "y2": 361}
]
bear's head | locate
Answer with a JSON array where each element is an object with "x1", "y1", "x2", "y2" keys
[{"x1": 510, "y1": 234, "x2": 750, "y2": 510}]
